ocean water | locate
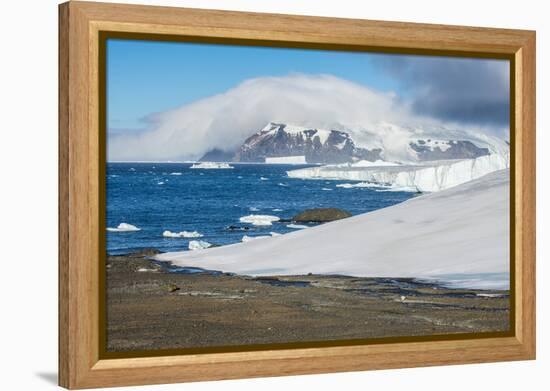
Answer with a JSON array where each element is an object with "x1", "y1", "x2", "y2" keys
[{"x1": 106, "y1": 163, "x2": 415, "y2": 255}]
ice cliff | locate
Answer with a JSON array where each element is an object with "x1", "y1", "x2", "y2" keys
[{"x1": 287, "y1": 153, "x2": 509, "y2": 192}]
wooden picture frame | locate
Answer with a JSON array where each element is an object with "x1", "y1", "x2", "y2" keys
[{"x1": 59, "y1": 1, "x2": 536, "y2": 389}]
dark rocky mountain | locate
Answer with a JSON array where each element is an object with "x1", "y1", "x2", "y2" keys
[
  {"x1": 409, "y1": 139, "x2": 490, "y2": 161},
  {"x1": 231, "y1": 122, "x2": 381, "y2": 164}
]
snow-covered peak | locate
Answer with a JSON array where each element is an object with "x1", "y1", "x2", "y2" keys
[
  {"x1": 235, "y1": 121, "x2": 509, "y2": 165},
  {"x1": 260, "y1": 122, "x2": 334, "y2": 145}
]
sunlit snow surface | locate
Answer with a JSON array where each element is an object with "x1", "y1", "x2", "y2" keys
[{"x1": 157, "y1": 169, "x2": 510, "y2": 290}]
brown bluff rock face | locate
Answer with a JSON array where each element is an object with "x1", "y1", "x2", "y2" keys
[{"x1": 292, "y1": 208, "x2": 352, "y2": 223}]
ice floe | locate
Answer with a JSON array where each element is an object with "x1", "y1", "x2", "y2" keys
[
  {"x1": 106, "y1": 223, "x2": 141, "y2": 232},
  {"x1": 239, "y1": 214, "x2": 280, "y2": 226},
  {"x1": 163, "y1": 230, "x2": 203, "y2": 238}
]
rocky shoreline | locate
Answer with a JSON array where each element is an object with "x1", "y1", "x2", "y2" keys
[{"x1": 106, "y1": 251, "x2": 510, "y2": 352}]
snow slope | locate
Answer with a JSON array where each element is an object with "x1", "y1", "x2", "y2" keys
[
  {"x1": 287, "y1": 153, "x2": 508, "y2": 192},
  {"x1": 157, "y1": 169, "x2": 510, "y2": 289}
]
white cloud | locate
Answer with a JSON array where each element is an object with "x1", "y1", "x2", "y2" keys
[
  {"x1": 108, "y1": 74, "x2": 424, "y2": 161},
  {"x1": 107, "y1": 74, "x2": 504, "y2": 161}
]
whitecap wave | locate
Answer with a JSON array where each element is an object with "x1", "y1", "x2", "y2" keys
[
  {"x1": 190, "y1": 162, "x2": 233, "y2": 169},
  {"x1": 107, "y1": 223, "x2": 141, "y2": 232},
  {"x1": 376, "y1": 186, "x2": 419, "y2": 193},
  {"x1": 336, "y1": 182, "x2": 386, "y2": 189}
]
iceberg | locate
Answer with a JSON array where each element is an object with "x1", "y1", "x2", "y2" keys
[
  {"x1": 287, "y1": 224, "x2": 309, "y2": 229},
  {"x1": 265, "y1": 155, "x2": 307, "y2": 164},
  {"x1": 156, "y1": 169, "x2": 510, "y2": 290},
  {"x1": 106, "y1": 223, "x2": 141, "y2": 232},
  {"x1": 163, "y1": 230, "x2": 203, "y2": 238},
  {"x1": 288, "y1": 153, "x2": 508, "y2": 192},
  {"x1": 190, "y1": 162, "x2": 234, "y2": 169},
  {"x1": 239, "y1": 214, "x2": 280, "y2": 226}
]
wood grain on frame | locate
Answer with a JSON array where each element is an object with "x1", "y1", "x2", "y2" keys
[{"x1": 59, "y1": 1, "x2": 536, "y2": 388}]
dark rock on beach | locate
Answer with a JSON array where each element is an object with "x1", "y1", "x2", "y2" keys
[
  {"x1": 292, "y1": 207, "x2": 352, "y2": 223},
  {"x1": 106, "y1": 251, "x2": 510, "y2": 353}
]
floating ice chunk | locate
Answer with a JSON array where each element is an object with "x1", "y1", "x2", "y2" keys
[
  {"x1": 249, "y1": 207, "x2": 260, "y2": 212},
  {"x1": 190, "y1": 162, "x2": 234, "y2": 169},
  {"x1": 163, "y1": 230, "x2": 203, "y2": 238},
  {"x1": 260, "y1": 177, "x2": 269, "y2": 180},
  {"x1": 106, "y1": 223, "x2": 141, "y2": 232},
  {"x1": 272, "y1": 208, "x2": 283, "y2": 212},
  {"x1": 239, "y1": 214, "x2": 280, "y2": 226},
  {"x1": 188, "y1": 240, "x2": 212, "y2": 250},
  {"x1": 157, "y1": 181, "x2": 165, "y2": 185},
  {"x1": 278, "y1": 183, "x2": 289, "y2": 187},
  {"x1": 287, "y1": 224, "x2": 308, "y2": 229},
  {"x1": 169, "y1": 172, "x2": 182, "y2": 175},
  {"x1": 321, "y1": 188, "x2": 333, "y2": 191}
]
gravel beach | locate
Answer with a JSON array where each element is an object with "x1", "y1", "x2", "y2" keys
[{"x1": 106, "y1": 251, "x2": 510, "y2": 352}]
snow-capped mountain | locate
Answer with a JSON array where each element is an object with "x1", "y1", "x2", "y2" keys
[
  {"x1": 233, "y1": 122, "x2": 381, "y2": 164},
  {"x1": 199, "y1": 121, "x2": 508, "y2": 164}
]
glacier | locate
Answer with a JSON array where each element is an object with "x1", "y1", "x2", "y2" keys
[
  {"x1": 287, "y1": 153, "x2": 509, "y2": 192},
  {"x1": 156, "y1": 169, "x2": 510, "y2": 290}
]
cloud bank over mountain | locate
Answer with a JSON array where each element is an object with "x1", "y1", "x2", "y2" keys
[{"x1": 107, "y1": 73, "x2": 508, "y2": 162}]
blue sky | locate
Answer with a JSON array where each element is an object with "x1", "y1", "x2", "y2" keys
[{"x1": 107, "y1": 39, "x2": 405, "y2": 131}]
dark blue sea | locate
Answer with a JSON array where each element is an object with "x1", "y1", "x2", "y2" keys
[{"x1": 106, "y1": 163, "x2": 415, "y2": 255}]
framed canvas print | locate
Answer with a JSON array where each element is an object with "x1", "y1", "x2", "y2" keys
[{"x1": 58, "y1": 1, "x2": 536, "y2": 389}]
